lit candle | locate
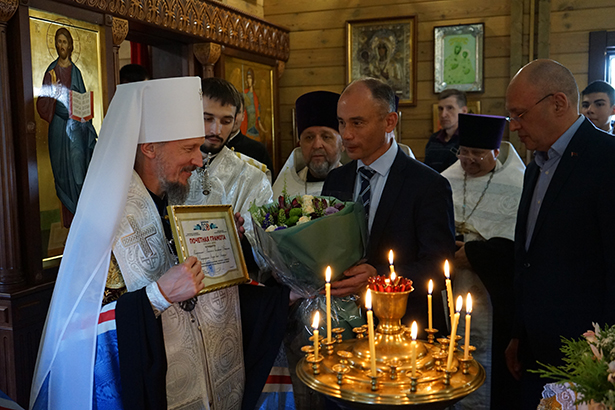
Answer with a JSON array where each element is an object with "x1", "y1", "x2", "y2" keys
[
  {"x1": 365, "y1": 289, "x2": 377, "y2": 378},
  {"x1": 312, "y1": 311, "x2": 320, "y2": 361},
  {"x1": 446, "y1": 296, "x2": 463, "y2": 372},
  {"x1": 325, "y1": 266, "x2": 332, "y2": 342},
  {"x1": 444, "y1": 260, "x2": 454, "y2": 324},
  {"x1": 388, "y1": 250, "x2": 395, "y2": 274},
  {"x1": 410, "y1": 321, "x2": 418, "y2": 377},
  {"x1": 428, "y1": 280, "x2": 433, "y2": 331},
  {"x1": 464, "y1": 293, "x2": 473, "y2": 360}
]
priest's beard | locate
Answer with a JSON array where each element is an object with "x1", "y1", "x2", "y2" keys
[
  {"x1": 155, "y1": 156, "x2": 193, "y2": 205},
  {"x1": 307, "y1": 157, "x2": 337, "y2": 180},
  {"x1": 165, "y1": 178, "x2": 191, "y2": 205},
  {"x1": 202, "y1": 134, "x2": 228, "y2": 155}
]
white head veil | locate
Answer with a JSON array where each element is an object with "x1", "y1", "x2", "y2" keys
[{"x1": 30, "y1": 77, "x2": 205, "y2": 409}]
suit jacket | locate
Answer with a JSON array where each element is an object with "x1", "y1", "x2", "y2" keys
[
  {"x1": 515, "y1": 118, "x2": 615, "y2": 366},
  {"x1": 322, "y1": 148, "x2": 456, "y2": 324}
]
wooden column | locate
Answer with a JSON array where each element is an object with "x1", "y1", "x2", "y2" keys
[
  {"x1": 194, "y1": 42, "x2": 221, "y2": 78},
  {"x1": 111, "y1": 17, "x2": 128, "y2": 86},
  {"x1": 0, "y1": 0, "x2": 23, "y2": 290}
]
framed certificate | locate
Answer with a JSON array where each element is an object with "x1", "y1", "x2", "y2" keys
[{"x1": 167, "y1": 205, "x2": 249, "y2": 294}]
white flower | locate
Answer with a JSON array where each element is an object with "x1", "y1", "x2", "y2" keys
[
  {"x1": 297, "y1": 216, "x2": 312, "y2": 225},
  {"x1": 302, "y1": 195, "x2": 315, "y2": 214},
  {"x1": 265, "y1": 225, "x2": 277, "y2": 232},
  {"x1": 302, "y1": 204, "x2": 315, "y2": 214}
]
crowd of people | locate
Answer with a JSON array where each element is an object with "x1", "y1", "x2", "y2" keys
[{"x1": 30, "y1": 58, "x2": 615, "y2": 410}]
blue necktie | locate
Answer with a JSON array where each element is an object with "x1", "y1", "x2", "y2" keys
[{"x1": 359, "y1": 167, "x2": 376, "y2": 218}]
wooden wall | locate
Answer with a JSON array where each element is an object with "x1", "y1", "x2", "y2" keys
[
  {"x1": 550, "y1": 0, "x2": 615, "y2": 90},
  {"x1": 261, "y1": 0, "x2": 615, "y2": 165},
  {"x1": 264, "y1": 0, "x2": 514, "y2": 162}
]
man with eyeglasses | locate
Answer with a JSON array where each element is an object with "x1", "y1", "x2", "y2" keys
[
  {"x1": 442, "y1": 113, "x2": 525, "y2": 410},
  {"x1": 505, "y1": 59, "x2": 615, "y2": 409}
]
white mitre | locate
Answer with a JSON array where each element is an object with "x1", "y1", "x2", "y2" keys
[{"x1": 30, "y1": 77, "x2": 205, "y2": 410}]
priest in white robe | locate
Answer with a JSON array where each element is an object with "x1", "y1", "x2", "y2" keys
[
  {"x1": 442, "y1": 113, "x2": 525, "y2": 410},
  {"x1": 30, "y1": 77, "x2": 229, "y2": 410},
  {"x1": 273, "y1": 91, "x2": 343, "y2": 198}
]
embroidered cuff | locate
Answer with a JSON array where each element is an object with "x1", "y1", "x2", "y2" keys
[{"x1": 146, "y1": 282, "x2": 172, "y2": 317}]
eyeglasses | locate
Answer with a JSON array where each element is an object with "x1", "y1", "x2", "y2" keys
[
  {"x1": 452, "y1": 148, "x2": 488, "y2": 162},
  {"x1": 506, "y1": 93, "x2": 554, "y2": 122}
]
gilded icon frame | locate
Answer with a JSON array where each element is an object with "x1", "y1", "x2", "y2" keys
[
  {"x1": 346, "y1": 16, "x2": 417, "y2": 106},
  {"x1": 434, "y1": 23, "x2": 485, "y2": 93}
]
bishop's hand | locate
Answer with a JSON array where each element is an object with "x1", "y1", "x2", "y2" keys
[
  {"x1": 157, "y1": 256, "x2": 205, "y2": 303},
  {"x1": 235, "y1": 212, "x2": 245, "y2": 239}
]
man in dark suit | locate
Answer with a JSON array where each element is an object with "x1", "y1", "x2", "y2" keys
[
  {"x1": 321, "y1": 78, "x2": 456, "y2": 324},
  {"x1": 505, "y1": 59, "x2": 615, "y2": 409}
]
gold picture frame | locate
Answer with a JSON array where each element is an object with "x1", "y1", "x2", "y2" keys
[
  {"x1": 432, "y1": 101, "x2": 481, "y2": 133},
  {"x1": 167, "y1": 205, "x2": 249, "y2": 294},
  {"x1": 346, "y1": 16, "x2": 417, "y2": 106},
  {"x1": 223, "y1": 55, "x2": 277, "y2": 170},
  {"x1": 29, "y1": 9, "x2": 105, "y2": 268}
]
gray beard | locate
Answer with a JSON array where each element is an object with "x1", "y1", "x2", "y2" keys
[
  {"x1": 307, "y1": 160, "x2": 335, "y2": 179},
  {"x1": 165, "y1": 179, "x2": 190, "y2": 205}
]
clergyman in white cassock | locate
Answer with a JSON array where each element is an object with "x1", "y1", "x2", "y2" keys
[{"x1": 442, "y1": 113, "x2": 525, "y2": 410}]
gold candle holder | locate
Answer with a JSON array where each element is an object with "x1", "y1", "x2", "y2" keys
[
  {"x1": 332, "y1": 327, "x2": 345, "y2": 343},
  {"x1": 323, "y1": 337, "x2": 336, "y2": 356},
  {"x1": 306, "y1": 353, "x2": 324, "y2": 375},
  {"x1": 424, "y1": 328, "x2": 438, "y2": 344}
]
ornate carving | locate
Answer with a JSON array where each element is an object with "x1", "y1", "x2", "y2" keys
[
  {"x1": 62, "y1": 0, "x2": 290, "y2": 61},
  {"x1": 193, "y1": 42, "x2": 221, "y2": 66},
  {"x1": 276, "y1": 60, "x2": 285, "y2": 79},
  {"x1": 112, "y1": 17, "x2": 128, "y2": 45},
  {"x1": 0, "y1": 0, "x2": 18, "y2": 23}
]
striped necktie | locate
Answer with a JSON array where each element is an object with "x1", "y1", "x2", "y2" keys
[{"x1": 359, "y1": 167, "x2": 376, "y2": 218}]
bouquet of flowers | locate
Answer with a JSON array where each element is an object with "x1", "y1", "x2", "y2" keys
[
  {"x1": 250, "y1": 194, "x2": 368, "y2": 297},
  {"x1": 534, "y1": 323, "x2": 615, "y2": 408}
]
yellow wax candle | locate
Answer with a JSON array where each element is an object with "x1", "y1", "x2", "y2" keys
[
  {"x1": 410, "y1": 321, "x2": 418, "y2": 377},
  {"x1": 464, "y1": 293, "x2": 473, "y2": 360},
  {"x1": 388, "y1": 250, "x2": 395, "y2": 274},
  {"x1": 325, "y1": 266, "x2": 332, "y2": 342},
  {"x1": 444, "y1": 260, "x2": 454, "y2": 324},
  {"x1": 428, "y1": 280, "x2": 433, "y2": 331},
  {"x1": 446, "y1": 296, "x2": 463, "y2": 372},
  {"x1": 366, "y1": 289, "x2": 377, "y2": 378},
  {"x1": 312, "y1": 311, "x2": 320, "y2": 361}
]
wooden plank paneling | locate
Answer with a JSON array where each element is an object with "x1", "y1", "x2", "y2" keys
[{"x1": 269, "y1": 0, "x2": 516, "y2": 163}]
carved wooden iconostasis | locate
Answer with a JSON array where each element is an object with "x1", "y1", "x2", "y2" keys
[{"x1": 0, "y1": 0, "x2": 288, "y2": 405}]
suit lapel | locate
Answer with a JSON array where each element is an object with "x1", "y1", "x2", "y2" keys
[
  {"x1": 529, "y1": 119, "x2": 590, "y2": 246},
  {"x1": 368, "y1": 150, "x2": 407, "y2": 251},
  {"x1": 517, "y1": 161, "x2": 539, "y2": 251}
]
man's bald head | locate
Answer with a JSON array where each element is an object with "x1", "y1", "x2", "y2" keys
[
  {"x1": 506, "y1": 59, "x2": 580, "y2": 152},
  {"x1": 509, "y1": 59, "x2": 579, "y2": 108}
]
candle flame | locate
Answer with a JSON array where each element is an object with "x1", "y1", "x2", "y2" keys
[
  {"x1": 428, "y1": 279, "x2": 433, "y2": 294},
  {"x1": 388, "y1": 250, "x2": 394, "y2": 265},
  {"x1": 410, "y1": 321, "x2": 418, "y2": 340},
  {"x1": 391, "y1": 271, "x2": 396, "y2": 282},
  {"x1": 365, "y1": 289, "x2": 372, "y2": 310},
  {"x1": 466, "y1": 293, "x2": 473, "y2": 314},
  {"x1": 444, "y1": 260, "x2": 450, "y2": 279},
  {"x1": 456, "y1": 295, "x2": 463, "y2": 312},
  {"x1": 325, "y1": 266, "x2": 331, "y2": 283},
  {"x1": 312, "y1": 311, "x2": 320, "y2": 329}
]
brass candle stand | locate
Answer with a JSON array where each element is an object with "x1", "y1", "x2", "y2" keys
[{"x1": 297, "y1": 288, "x2": 485, "y2": 410}]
